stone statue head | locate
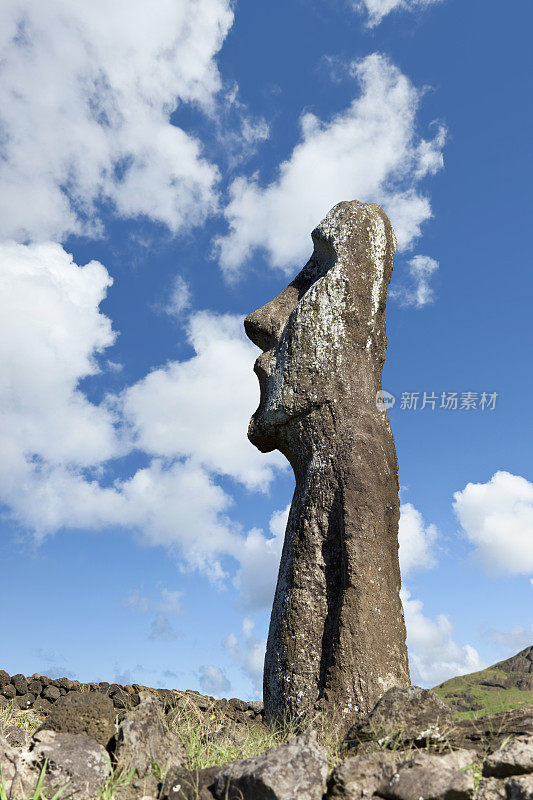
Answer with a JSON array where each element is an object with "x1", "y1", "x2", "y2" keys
[{"x1": 244, "y1": 200, "x2": 396, "y2": 454}]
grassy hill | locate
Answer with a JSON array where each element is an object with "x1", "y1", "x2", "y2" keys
[{"x1": 433, "y1": 645, "x2": 533, "y2": 720}]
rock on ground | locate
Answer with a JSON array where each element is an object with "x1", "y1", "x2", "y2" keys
[
  {"x1": 37, "y1": 690, "x2": 116, "y2": 747},
  {"x1": 160, "y1": 765, "x2": 223, "y2": 800},
  {"x1": 377, "y1": 750, "x2": 476, "y2": 800},
  {"x1": 483, "y1": 735, "x2": 533, "y2": 777},
  {"x1": 0, "y1": 733, "x2": 35, "y2": 800},
  {"x1": 22, "y1": 729, "x2": 111, "y2": 800},
  {"x1": 344, "y1": 686, "x2": 454, "y2": 753},
  {"x1": 112, "y1": 694, "x2": 187, "y2": 799},
  {"x1": 214, "y1": 730, "x2": 328, "y2": 800}
]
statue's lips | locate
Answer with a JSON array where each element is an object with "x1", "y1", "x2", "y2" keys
[{"x1": 253, "y1": 353, "x2": 270, "y2": 411}]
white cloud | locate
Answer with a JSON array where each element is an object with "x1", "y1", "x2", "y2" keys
[
  {"x1": 233, "y1": 505, "x2": 289, "y2": 611},
  {"x1": 119, "y1": 311, "x2": 286, "y2": 491},
  {"x1": 222, "y1": 633, "x2": 241, "y2": 661},
  {"x1": 398, "y1": 502, "x2": 438, "y2": 576},
  {"x1": 353, "y1": 0, "x2": 444, "y2": 28},
  {"x1": 125, "y1": 588, "x2": 183, "y2": 616},
  {"x1": 0, "y1": 241, "x2": 119, "y2": 480},
  {"x1": 0, "y1": 0, "x2": 234, "y2": 242},
  {"x1": 402, "y1": 589, "x2": 483, "y2": 685},
  {"x1": 165, "y1": 276, "x2": 192, "y2": 318},
  {"x1": 216, "y1": 54, "x2": 445, "y2": 278},
  {"x1": 149, "y1": 614, "x2": 179, "y2": 642},
  {"x1": 0, "y1": 242, "x2": 288, "y2": 587},
  {"x1": 487, "y1": 626, "x2": 533, "y2": 653},
  {"x1": 453, "y1": 471, "x2": 533, "y2": 576},
  {"x1": 224, "y1": 618, "x2": 265, "y2": 698},
  {"x1": 198, "y1": 665, "x2": 231, "y2": 697},
  {"x1": 391, "y1": 255, "x2": 439, "y2": 308}
]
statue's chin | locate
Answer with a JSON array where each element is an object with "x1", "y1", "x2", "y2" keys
[{"x1": 247, "y1": 415, "x2": 277, "y2": 453}]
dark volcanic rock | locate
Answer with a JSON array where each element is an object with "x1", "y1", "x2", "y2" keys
[
  {"x1": 483, "y1": 735, "x2": 533, "y2": 777},
  {"x1": 11, "y1": 674, "x2": 28, "y2": 696},
  {"x1": 327, "y1": 752, "x2": 394, "y2": 799},
  {"x1": 214, "y1": 730, "x2": 328, "y2": 800},
  {"x1": 161, "y1": 765, "x2": 221, "y2": 800},
  {"x1": 0, "y1": 670, "x2": 11, "y2": 689},
  {"x1": 38, "y1": 691, "x2": 116, "y2": 747},
  {"x1": 245, "y1": 199, "x2": 409, "y2": 728},
  {"x1": 378, "y1": 750, "x2": 476, "y2": 800},
  {"x1": 4, "y1": 726, "x2": 28, "y2": 749},
  {"x1": 13, "y1": 693, "x2": 35, "y2": 710},
  {"x1": 344, "y1": 686, "x2": 454, "y2": 753},
  {"x1": 2, "y1": 684, "x2": 16, "y2": 700},
  {"x1": 42, "y1": 685, "x2": 61, "y2": 702},
  {"x1": 447, "y1": 708, "x2": 533, "y2": 757}
]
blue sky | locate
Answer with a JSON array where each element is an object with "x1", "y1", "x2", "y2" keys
[{"x1": 0, "y1": 0, "x2": 532, "y2": 700}]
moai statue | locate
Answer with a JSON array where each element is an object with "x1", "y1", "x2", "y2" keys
[{"x1": 245, "y1": 200, "x2": 410, "y2": 728}]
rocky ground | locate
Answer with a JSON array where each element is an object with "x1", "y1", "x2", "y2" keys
[
  {"x1": 1, "y1": 669, "x2": 533, "y2": 800},
  {"x1": 434, "y1": 646, "x2": 533, "y2": 718}
]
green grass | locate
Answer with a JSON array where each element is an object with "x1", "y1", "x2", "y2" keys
[
  {"x1": 164, "y1": 694, "x2": 344, "y2": 770},
  {"x1": 433, "y1": 666, "x2": 533, "y2": 720},
  {"x1": 0, "y1": 698, "x2": 344, "y2": 799}
]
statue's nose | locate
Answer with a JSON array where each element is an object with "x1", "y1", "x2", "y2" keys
[{"x1": 244, "y1": 306, "x2": 279, "y2": 352}]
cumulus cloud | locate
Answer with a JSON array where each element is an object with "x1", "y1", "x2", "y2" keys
[
  {"x1": 453, "y1": 471, "x2": 533, "y2": 576},
  {"x1": 119, "y1": 312, "x2": 285, "y2": 491},
  {"x1": 486, "y1": 625, "x2": 533, "y2": 653},
  {"x1": 353, "y1": 0, "x2": 444, "y2": 28},
  {"x1": 398, "y1": 502, "x2": 438, "y2": 576},
  {"x1": 125, "y1": 588, "x2": 183, "y2": 616},
  {"x1": 216, "y1": 54, "x2": 445, "y2": 279},
  {"x1": 233, "y1": 505, "x2": 289, "y2": 611},
  {"x1": 224, "y1": 618, "x2": 265, "y2": 698},
  {"x1": 149, "y1": 614, "x2": 179, "y2": 642},
  {"x1": 0, "y1": 0, "x2": 235, "y2": 242},
  {"x1": 391, "y1": 255, "x2": 439, "y2": 308},
  {"x1": 199, "y1": 665, "x2": 231, "y2": 697},
  {"x1": 402, "y1": 589, "x2": 483, "y2": 685},
  {"x1": 0, "y1": 242, "x2": 289, "y2": 585},
  {"x1": 165, "y1": 276, "x2": 192, "y2": 319},
  {"x1": 0, "y1": 241, "x2": 119, "y2": 481}
]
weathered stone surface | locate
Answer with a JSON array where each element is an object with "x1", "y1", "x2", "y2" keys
[
  {"x1": 42, "y1": 684, "x2": 61, "y2": 702},
  {"x1": 378, "y1": 750, "x2": 476, "y2": 800},
  {"x1": 11, "y1": 674, "x2": 28, "y2": 696},
  {"x1": 0, "y1": 734, "x2": 35, "y2": 800},
  {"x1": 13, "y1": 693, "x2": 35, "y2": 710},
  {"x1": 505, "y1": 775, "x2": 533, "y2": 799},
  {"x1": 483, "y1": 735, "x2": 533, "y2": 777},
  {"x1": 38, "y1": 690, "x2": 116, "y2": 747},
  {"x1": 113, "y1": 695, "x2": 186, "y2": 779},
  {"x1": 24, "y1": 729, "x2": 111, "y2": 800},
  {"x1": 161, "y1": 765, "x2": 221, "y2": 800},
  {"x1": 447, "y1": 708, "x2": 533, "y2": 757},
  {"x1": 245, "y1": 200, "x2": 409, "y2": 727},
  {"x1": 33, "y1": 697, "x2": 52, "y2": 713},
  {"x1": 345, "y1": 687, "x2": 454, "y2": 753},
  {"x1": 214, "y1": 730, "x2": 328, "y2": 800},
  {"x1": 476, "y1": 777, "x2": 507, "y2": 800},
  {"x1": 327, "y1": 751, "x2": 394, "y2": 798},
  {"x1": 4, "y1": 726, "x2": 28, "y2": 749},
  {"x1": 478, "y1": 775, "x2": 533, "y2": 800}
]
